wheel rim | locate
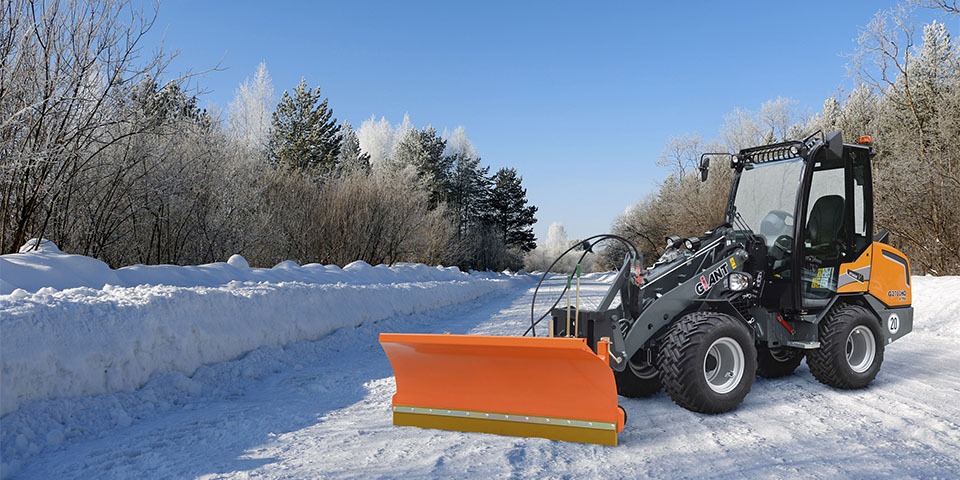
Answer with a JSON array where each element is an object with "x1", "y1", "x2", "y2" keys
[
  {"x1": 703, "y1": 337, "x2": 745, "y2": 394},
  {"x1": 846, "y1": 325, "x2": 876, "y2": 373}
]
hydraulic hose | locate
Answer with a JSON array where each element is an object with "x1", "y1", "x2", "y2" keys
[{"x1": 524, "y1": 234, "x2": 639, "y2": 337}]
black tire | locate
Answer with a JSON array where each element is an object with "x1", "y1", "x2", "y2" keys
[
  {"x1": 807, "y1": 304, "x2": 884, "y2": 389},
  {"x1": 659, "y1": 312, "x2": 757, "y2": 413},
  {"x1": 756, "y1": 345, "x2": 804, "y2": 378},
  {"x1": 614, "y1": 353, "x2": 662, "y2": 397}
]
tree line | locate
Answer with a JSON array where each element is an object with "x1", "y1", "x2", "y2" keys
[
  {"x1": 0, "y1": 0, "x2": 537, "y2": 271},
  {"x1": 607, "y1": 3, "x2": 959, "y2": 276}
]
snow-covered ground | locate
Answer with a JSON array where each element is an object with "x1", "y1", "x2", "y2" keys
[{"x1": 2, "y1": 244, "x2": 959, "y2": 479}]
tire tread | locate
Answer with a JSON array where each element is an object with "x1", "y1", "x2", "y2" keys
[
  {"x1": 660, "y1": 311, "x2": 756, "y2": 413},
  {"x1": 806, "y1": 304, "x2": 884, "y2": 389}
]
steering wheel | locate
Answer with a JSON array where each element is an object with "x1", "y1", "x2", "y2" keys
[
  {"x1": 771, "y1": 234, "x2": 793, "y2": 258},
  {"x1": 768, "y1": 234, "x2": 793, "y2": 276},
  {"x1": 769, "y1": 210, "x2": 794, "y2": 224},
  {"x1": 760, "y1": 210, "x2": 795, "y2": 236}
]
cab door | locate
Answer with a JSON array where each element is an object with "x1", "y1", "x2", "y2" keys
[{"x1": 796, "y1": 146, "x2": 873, "y2": 310}]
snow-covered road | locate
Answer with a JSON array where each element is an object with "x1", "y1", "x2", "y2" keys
[{"x1": 8, "y1": 275, "x2": 960, "y2": 479}]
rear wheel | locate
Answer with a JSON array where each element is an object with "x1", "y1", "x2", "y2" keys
[
  {"x1": 756, "y1": 345, "x2": 804, "y2": 378},
  {"x1": 614, "y1": 353, "x2": 661, "y2": 397},
  {"x1": 807, "y1": 304, "x2": 884, "y2": 389},
  {"x1": 659, "y1": 312, "x2": 757, "y2": 413}
]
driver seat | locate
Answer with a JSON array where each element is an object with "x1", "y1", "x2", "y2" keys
[
  {"x1": 803, "y1": 195, "x2": 845, "y2": 309},
  {"x1": 806, "y1": 195, "x2": 845, "y2": 248}
]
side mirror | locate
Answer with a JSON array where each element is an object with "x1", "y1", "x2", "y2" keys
[
  {"x1": 698, "y1": 155, "x2": 710, "y2": 182},
  {"x1": 825, "y1": 130, "x2": 843, "y2": 161}
]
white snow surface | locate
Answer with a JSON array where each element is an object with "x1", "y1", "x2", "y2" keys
[
  {"x1": 1, "y1": 245, "x2": 958, "y2": 478},
  {"x1": 0, "y1": 241, "x2": 524, "y2": 418}
]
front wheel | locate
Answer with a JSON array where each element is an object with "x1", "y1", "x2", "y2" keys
[
  {"x1": 659, "y1": 312, "x2": 757, "y2": 413},
  {"x1": 807, "y1": 304, "x2": 884, "y2": 389}
]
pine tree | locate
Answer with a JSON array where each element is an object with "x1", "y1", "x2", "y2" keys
[
  {"x1": 394, "y1": 126, "x2": 451, "y2": 206},
  {"x1": 487, "y1": 168, "x2": 537, "y2": 252},
  {"x1": 338, "y1": 121, "x2": 371, "y2": 174},
  {"x1": 448, "y1": 151, "x2": 491, "y2": 237},
  {"x1": 268, "y1": 78, "x2": 341, "y2": 173}
]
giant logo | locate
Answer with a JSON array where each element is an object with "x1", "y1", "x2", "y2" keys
[{"x1": 695, "y1": 262, "x2": 730, "y2": 296}]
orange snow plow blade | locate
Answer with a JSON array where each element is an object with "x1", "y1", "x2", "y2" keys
[{"x1": 379, "y1": 333, "x2": 625, "y2": 446}]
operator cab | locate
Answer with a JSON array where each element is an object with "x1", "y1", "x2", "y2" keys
[{"x1": 724, "y1": 132, "x2": 874, "y2": 312}]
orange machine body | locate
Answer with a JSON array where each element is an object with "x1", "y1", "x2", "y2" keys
[
  {"x1": 379, "y1": 333, "x2": 625, "y2": 446},
  {"x1": 838, "y1": 241, "x2": 912, "y2": 306}
]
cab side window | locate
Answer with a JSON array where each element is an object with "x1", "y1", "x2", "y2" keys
[
  {"x1": 851, "y1": 164, "x2": 870, "y2": 254},
  {"x1": 802, "y1": 164, "x2": 846, "y2": 305},
  {"x1": 805, "y1": 166, "x2": 846, "y2": 262}
]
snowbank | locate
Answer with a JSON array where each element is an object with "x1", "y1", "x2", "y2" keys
[
  {"x1": 0, "y1": 241, "x2": 525, "y2": 416},
  {"x1": 1, "y1": 239, "x2": 481, "y2": 295}
]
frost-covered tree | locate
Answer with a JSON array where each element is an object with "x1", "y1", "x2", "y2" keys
[
  {"x1": 228, "y1": 61, "x2": 274, "y2": 155},
  {"x1": 524, "y1": 222, "x2": 576, "y2": 272},
  {"x1": 356, "y1": 115, "x2": 396, "y2": 167},
  {"x1": 268, "y1": 78, "x2": 341, "y2": 173},
  {"x1": 914, "y1": 0, "x2": 959, "y2": 15},
  {"x1": 610, "y1": 138, "x2": 731, "y2": 267},
  {"x1": 719, "y1": 98, "x2": 806, "y2": 152},
  {"x1": 804, "y1": 86, "x2": 879, "y2": 139},
  {"x1": 0, "y1": 0, "x2": 181, "y2": 254},
  {"x1": 719, "y1": 108, "x2": 764, "y2": 152},
  {"x1": 444, "y1": 128, "x2": 489, "y2": 238},
  {"x1": 839, "y1": 86, "x2": 880, "y2": 135},
  {"x1": 759, "y1": 96, "x2": 803, "y2": 142},
  {"x1": 394, "y1": 126, "x2": 450, "y2": 206},
  {"x1": 809, "y1": 95, "x2": 842, "y2": 132},
  {"x1": 392, "y1": 115, "x2": 415, "y2": 154},
  {"x1": 853, "y1": 8, "x2": 960, "y2": 274},
  {"x1": 444, "y1": 126, "x2": 479, "y2": 160},
  {"x1": 657, "y1": 133, "x2": 703, "y2": 176},
  {"x1": 355, "y1": 114, "x2": 447, "y2": 173},
  {"x1": 611, "y1": 9, "x2": 959, "y2": 276},
  {"x1": 338, "y1": 121, "x2": 371, "y2": 174}
]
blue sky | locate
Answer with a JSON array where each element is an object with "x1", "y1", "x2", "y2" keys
[{"x1": 143, "y1": 0, "x2": 943, "y2": 242}]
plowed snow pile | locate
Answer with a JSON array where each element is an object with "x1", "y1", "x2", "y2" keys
[{"x1": 0, "y1": 240, "x2": 522, "y2": 417}]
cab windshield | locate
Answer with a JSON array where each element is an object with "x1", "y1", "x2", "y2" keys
[{"x1": 730, "y1": 157, "x2": 804, "y2": 246}]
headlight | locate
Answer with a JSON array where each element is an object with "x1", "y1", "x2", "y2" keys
[
  {"x1": 658, "y1": 249, "x2": 679, "y2": 264},
  {"x1": 728, "y1": 272, "x2": 752, "y2": 291}
]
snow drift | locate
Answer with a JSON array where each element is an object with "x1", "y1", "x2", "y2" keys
[
  {"x1": 0, "y1": 238, "x2": 488, "y2": 295},
  {"x1": 0, "y1": 241, "x2": 522, "y2": 416}
]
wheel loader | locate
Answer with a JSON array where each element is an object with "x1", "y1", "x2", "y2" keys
[{"x1": 379, "y1": 131, "x2": 914, "y2": 446}]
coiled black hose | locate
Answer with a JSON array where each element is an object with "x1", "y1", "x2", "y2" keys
[{"x1": 524, "y1": 234, "x2": 639, "y2": 337}]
